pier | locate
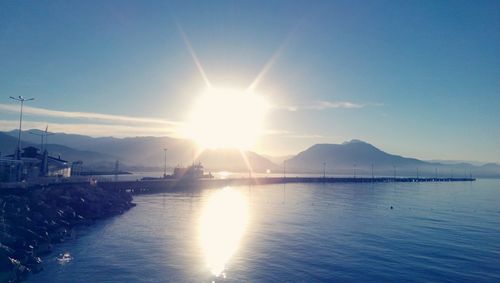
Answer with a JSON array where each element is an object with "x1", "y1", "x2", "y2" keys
[{"x1": 96, "y1": 176, "x2": 476, "y2": 195}]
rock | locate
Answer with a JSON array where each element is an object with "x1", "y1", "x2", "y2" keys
[
  {"x1": 25, "y1": 255, "x2": 43, "y2": 273},
  {"x1": 34, "y1": 242, "x2": 52, "y2": 256},
  {"x1": 0, "y1": 183, "x2": 135, "y2": 280}
]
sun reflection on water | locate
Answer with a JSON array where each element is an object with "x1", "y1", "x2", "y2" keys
[{"x1": 199, "y1": 187, "x2": 249, "y2": 277}]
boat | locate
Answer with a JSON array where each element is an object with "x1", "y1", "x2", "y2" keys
[{"x1": 173, "y1": 162, "x2": 213, "y2": 179}]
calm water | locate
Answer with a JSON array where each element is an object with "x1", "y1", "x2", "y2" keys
[{"x1": 30, "y1": 179, "x2": 500, "y2": 282}]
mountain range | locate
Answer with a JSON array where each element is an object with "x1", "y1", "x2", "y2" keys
[
  {"x1": 0, "y1": 130, "x2": 278, "y2": 172},
  {"x1": 286, "y1": 139, "x2": 500, "y2": 177},
  {"x1": 1, "y1": 130, "x2": 499, "y2": 177}
]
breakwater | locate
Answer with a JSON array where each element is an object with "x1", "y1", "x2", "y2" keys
[
  {"x1": 98, "y1": 176, "x2": 476, "y2": 194},
  {"x1": 0, "y1": 184, "x2": 135, "y2": 282}
]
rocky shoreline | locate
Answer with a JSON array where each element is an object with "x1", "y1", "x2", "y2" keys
[{"x1": 0, "y1": 184, "x2": 135, "y2": 282}]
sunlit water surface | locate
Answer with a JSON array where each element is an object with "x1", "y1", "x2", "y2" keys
[{"x1": 30, "y1": 179, "x2": 500, "y2": 282}]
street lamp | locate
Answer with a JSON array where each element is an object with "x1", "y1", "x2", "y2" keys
[
  {"x1": 163, "y1": 148, "x2": 168, "y2": 178},
  {"x1": 43, "y1": 126, "x2": 55, "y2": 152},
  {"x1": 283, "y1": 160, "x2": 286, "y2": 179},
  {"x1": 29, "y1": 126, "x2": 54, "y2": 152},
  {"x1": 9, "y1": 96, "x2": 34, "y2": 159},
  {"x1": 323, "y1": 162, "x2": 326, "y2": 178}
]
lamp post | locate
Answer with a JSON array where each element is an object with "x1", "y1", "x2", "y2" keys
[
  {"x1": 30, "y1": 127, "x2": 55, "y2": 152},
  {"x1": 323, "y1": 162, "x2": 326, "y2": 178},
  {"x1": 9, "y1": 96, "x2": 34, "y2": 159},
  {"x1": 163, "y1": 148, "x2": 168, "y2": 178},
  {"x1": 283, "y1": 160, "x2": 286, "y2": 179},
  {"x1": 43, "y1": 126, "x2": 54, "y2": 152}
]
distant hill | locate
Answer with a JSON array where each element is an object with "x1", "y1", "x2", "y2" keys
[
  {"x1": 285, "y1": 140, "x2": 500, "y2": 177},
  {"x1": 0, "y1": 132, "x2": 118, "y2": 169},
  {"x1": 262, "y1": 154, "x2": 294, "y2": 165},
  {"x1": 477, "y1": 163, "x2": 500, "y2": 177},
  {"x1": 5, "y1": 130, "x2": 191, "y2": 166},
  {"x1": 427, "y1": 159, "x2": 487, "y2": 166},
  {"x1": 2, "y1": 131, "x2": 499, "y2": 177},
  {"x1": 2, "y1": 130, "x2": 278, "y2": 172},
  {"x1": 287, "y1": 140, "x2": 426, "y2": 170},
  {"x1": 0, "y1": 132, "x2": 19, "y2": 156},
  {"x1": 44, "y1": 143, "x2": 118, "y2": 166},
  {"x1": 199, "y1": 149, "x2": 279, "y2": 172}
]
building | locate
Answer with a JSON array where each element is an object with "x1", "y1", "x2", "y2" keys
[{"x1": 0, "y1": 146, "x2": 71, "y2": 182}]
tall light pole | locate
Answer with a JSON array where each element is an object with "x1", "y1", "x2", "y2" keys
[
  {"x1": 283, "y1": 160, "x2": 286, "y2": 179},
  {"x1": 9, "y1": 96, "x2": 34, "y2": 159},
  {"x1": 371, "y1": 164, "x2": 374, "y2": 179},
  {"x1": 163, "y1": 148, "x2": 168, "y2": 178},
  {"x1": 323, "y1": 162, "x2": 326, "y2": 178},
  {"x1": 43, "y1": 125, "x2": 54, "y2": 152},
  {"x1": 30, "y1": 127, "x2": 54, "y2": 152}
]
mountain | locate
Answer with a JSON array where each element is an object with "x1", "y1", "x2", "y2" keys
[
  {"x1": 287, "y1": 140, "x2": 426, "y2": 171},
  {"x1": 1, "y1": 130, "x2": 278, "y2": 172},
  {"x1": 477, "y1": 163, "x2": 500, "y2": 177},
  {"x1": 44, "y1": 144, "x2": 118, "y2": 166},
  {"x1": 199, "y1": 149, "x2": 279, "y2": 172},
  {"x1": 0, "y1": 132, "x2": 19, "y2": 156},
  {"x1": 285, "y1": 140, "x2": 500, "y2": 177},
  {"x1": 262, "y1": 154, "x2": 294, "y2": 165},
  {"x1": 5, "y1": 130, "x2": 192, "y2": 165},
  {"x1": 2, "y1": 131, "x2": 499, "y2": 177},
  {"x1": 427, "y1": 159, "x2": 487, "y2": 166},
  {"x1": 0, "y1": 132, "x2": 119, "y2": 169}
]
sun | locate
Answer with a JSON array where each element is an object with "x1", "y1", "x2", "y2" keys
[{"x1": 186, "y1": 88, "x2": 269, "y2": 150}]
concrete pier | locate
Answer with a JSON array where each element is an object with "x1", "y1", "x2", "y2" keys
[{"x1": 97, "y1": 176, "x2": 476, "y2": 195}]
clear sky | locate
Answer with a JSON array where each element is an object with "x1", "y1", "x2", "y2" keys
[{"x1": 0, "y1": 0, "x2": 499, "y2": 162}]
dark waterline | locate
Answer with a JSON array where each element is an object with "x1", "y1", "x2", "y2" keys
[{"x1": 30, "y1": 179, "x2": 500, "y2": 282}]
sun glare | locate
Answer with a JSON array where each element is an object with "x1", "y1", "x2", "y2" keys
[
  {"x1": 186, "y1": 88, "x2": 268, "y2": 150},
  {"x1": 199, "y1": 188, "x2": 249, "y2": 277}
]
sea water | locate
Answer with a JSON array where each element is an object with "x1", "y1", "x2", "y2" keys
[{"x1": 30, "y1": 179, "x2": 500, "y2": 282}]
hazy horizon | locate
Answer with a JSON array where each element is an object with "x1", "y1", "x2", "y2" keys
[{"x1": 2, "y1": 128, "x2": 499, "y2": 166}]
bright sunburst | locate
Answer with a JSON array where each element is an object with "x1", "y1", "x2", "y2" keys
[{"x1": 186, "y1": 88, "x2": 269, "y2": 150}]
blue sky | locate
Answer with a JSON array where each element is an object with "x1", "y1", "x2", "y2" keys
[{"x1": 0, "y1": 0, "x2": 499, "y2": 162}]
